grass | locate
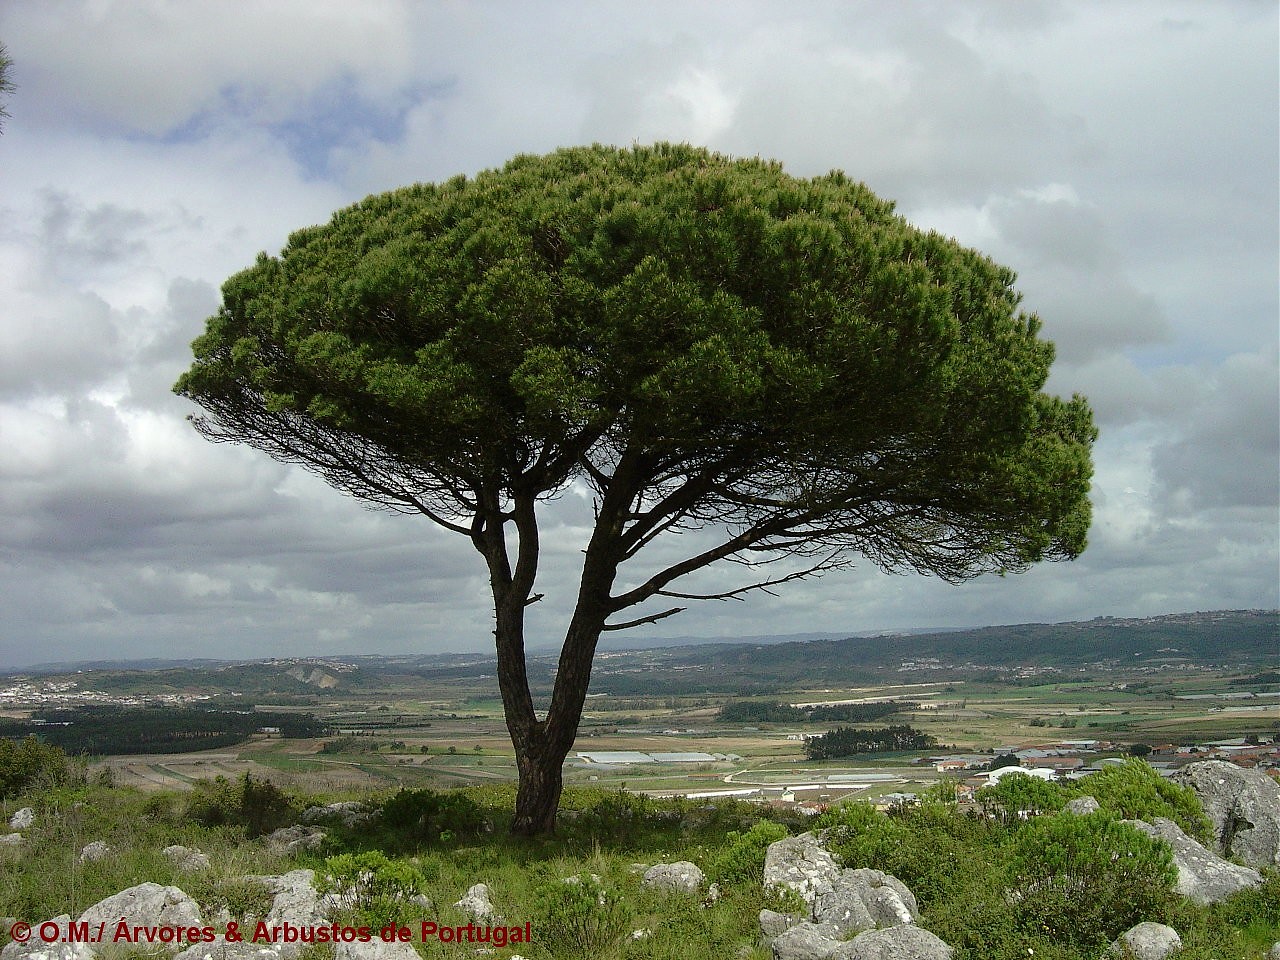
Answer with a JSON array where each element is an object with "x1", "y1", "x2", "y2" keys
[{"x1": 1, "y1": 768, "x2": 1276, "y2": 960}]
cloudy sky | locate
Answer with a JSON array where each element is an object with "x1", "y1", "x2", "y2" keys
[{"x1": 0, "y1": 1, "x2": 1276, "y2": 669}]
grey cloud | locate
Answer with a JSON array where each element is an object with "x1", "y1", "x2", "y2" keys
[{"x1": 1152, "y1": 350, "x2": 1280, "y2": 509}]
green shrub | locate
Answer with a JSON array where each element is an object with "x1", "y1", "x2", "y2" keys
[
  {"x1": 319, "y1": 851, "x2": 426, "y2": 928},
  {"x1": 0, "y1": 737, "x2": 73, "y2": 799},
  {"x1": 380, "y1": 788, "x2": 487, "y2": 845},
  {"x1": 705, "y1": 820, "x2": 789, "y2": 887},
  {"x1": 976, "y1": 773, "x2": 1067, "y2": 823},
  {"x1": 1004, "y1": 811, "x2": 1178, "y2": 950},
  {"x1": 1070, "y1": 758, "x2": 1212, "y2": 842},
  {"x1": 185, "y1": 773, "x2": 299, "y2": 838},
  {"x1": 532, "y1": 874, "x2": 632, "y2": 960}
]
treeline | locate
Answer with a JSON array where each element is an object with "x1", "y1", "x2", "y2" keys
[
  {"x1": 0, "y1": 705, "x2": 329, "y2": 755},
  {"x1": 804, "y1": 724, "x2": 936, "y2": 759},
  {"x1": 717, "y1": 699, "x2": 913, "y2": 724}
]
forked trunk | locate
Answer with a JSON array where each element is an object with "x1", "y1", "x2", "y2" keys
[{"x1": 511, "y1": 737, "x2": 566, "y2": 836}]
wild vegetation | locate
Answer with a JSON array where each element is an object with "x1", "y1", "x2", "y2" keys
[{"x1": 0, "y1": 751, "x2": 1275, "y2": 960}]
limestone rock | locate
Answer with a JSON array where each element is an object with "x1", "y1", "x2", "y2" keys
[
  {"x1": 1268, "y1": 942, "x2": 1280, "y2": 960},
  {"x1": 80, "y1": 883, "x2": 203, "y2": 950},
  {"x1": 78, "y1": 841, "x2": 110, "y2": 863},
  {"x1": 1172, "y1": 759, "x2": 1280, "y2": 868},
  {"x1": 642, "y1": 861, "x2": 705, "y2": 894},
  {"x1": 454, "y1": 883, "x2": 498, "y2": 922},
  {"x1": 1065, "y1": 796, "x2": 1101, "y2": 815},
  {"x1": 175, "y1": 942, "x2": 285, "y2": 960},
  {"x1": 770, "y1": 920, "x2": 843, "y2": 960},
  {"x1": 1108, "y1": 921, "x2": 1182, "y2": 960},
  {"x1": 299, "y1": 802, "x2": 373, "y2": 829},
  {"x1": 263, "y1": 826, "x2": 325, "y2": 854},
  {"x1": 759, "y1": 909, "x2": 802, "y2": 939},
  {"x1": 814, "y1": 868, "x2": 918, "y2": 936},
  {"x1": 1126, "y1": 817, "x2": 1262, "y2": 904},
  {"x1": 765, "y1": 833, "x2": 842, "y2": 908},
  {"x1": 8, "y1": 808, "x2": 34, "y2": 830},
  {"x1": 262, "y1": 870, "x2": 328, "y2": 928},
  {"x1": 0, "y1": 834, "x2": 22, "y2": 846},
  {"x1": 334, "y1": 940, "x2": 420, "y2": 960},
  {"x1": 829, "y1": 925, "x2": 954, "y2": 960},
  {"x1": 163, "y1": 845, "x2": 212, "y2": 873},
  {"x1": 1, "y1": 917, "x2": 95, "y2": 960}
]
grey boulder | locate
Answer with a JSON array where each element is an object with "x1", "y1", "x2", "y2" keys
[
  {"x1": 8, "y1": 808, "x2": 34, "y2": 830},
  {"x1": 1108, "y1": 921, "x2": 1182, "y2": 960},
  {"x1": 1172, "y1": 759, "x2": 1280, "y2": 868},
  {"x1": 814, "y1": 869, "x2": 918, "y2": 936},
  {"x1": 1126, "y1": 817, "x2": 1262, "y2": 904},
  {"x1": 454, "y1": 882, "x2": 499, "y2": 922},
  {"x1": 765, "y1": 833, "x2": 842, "y2": 908},
  {"x1": 642, "y1": 861, "x2": 705, "y2": 894},
  {"x1": 0, "y1": 917, "x2": 95, "y2": 960},
  {"x1": 829, "y1": 925, "x2": 954, "y2": 960},
  {"x1": 334, "y1": 941, "x2": 420, "y2": 960},
  {"x1": 162, "y1": 845, "x2": 212, "y2": 873},
  {"x1": 80, "y1": 883, "x2": 203, "y2": 953},
  {"x1": 1064, "y1": 796, "x2": 1101, "y2": 815}
]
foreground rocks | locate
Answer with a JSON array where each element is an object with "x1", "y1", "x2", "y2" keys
[
  {"x1": 1108, "y1": 922, "x2": 1182, "y2": 960},
  {"x1": 80, "y1": 883, "x2": 203, "y2": 938},
  {"x1": 642, "y1": 861, "x2": 706, "y2": 894},
  {"x1": 1172, "y1": 759, "x2": 1280, "y2": 869},
  {"x1": 1126, "y1": 817, "x2": 1262, "y2": 905},
  {"x1": 763, "y1": 832, "x2": 951, "y2": 960}
]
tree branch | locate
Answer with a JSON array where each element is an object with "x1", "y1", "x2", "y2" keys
[{"x1": 602, "y1": 606, "x2": 686, "y2": 631}]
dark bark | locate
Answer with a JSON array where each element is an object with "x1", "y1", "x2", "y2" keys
[{"x1": 482, "y1": 463, "x2": 637, "y2": 837}]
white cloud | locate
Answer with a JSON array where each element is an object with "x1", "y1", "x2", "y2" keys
[{"x1": 0, "y1": 1, "x2": 1274, "y2": 666}]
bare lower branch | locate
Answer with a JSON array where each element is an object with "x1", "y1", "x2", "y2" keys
[
  {"x1": 602, "y1": 606, "x2": 687, "y2": 631},
  {"x1": 654, "y1": 553, "x2": 843, "y2": 602}
]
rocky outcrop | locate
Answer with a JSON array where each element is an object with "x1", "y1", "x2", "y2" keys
[
  {"x1": 642, "y1": 861, "x2": 706, "y2": 894},
  {"x1": 261, "y1": 870, "x2": 328, "y2": 928},
  {"x1": 334, "y1": 941, "x2": 419, "y2": 960},
  {"x1": 1064, "y1": 796, "x2": 1100, "y2": 815},
  {"x1": 299, "y1": 803, "x2": 373, "y2": 829},
  {"x1": 763, "y1": 833, "x2": 950, "y2": 960},
  {"x1": 454, "y1": 883, "x2": 498, "y2": 923},
  {"x1": 1126, "y1": 817, "x2": 1262, "y2": 904},
  {"x1": 1172, "y1": 759, "x2": 1280, "y2": 869},
  {"x1": 829, "y1": 925, "x2": 954, "y2": 960},
  {"x1": 80, "y1": 884, "x2": 203, "y2": 952},
  {"x1": 78, "y1": 841, "x2": 110, "y2": 863},
  {"x1": 0, "y1": 833, "x2": 22, "y2": 846},
  {"x1": 771, "y1": 922, "x2": 844, "y2": 960},
  {"x1": 263, "y1": 826, "x2": 325, "y2": 855},
  {"x1": 162, "y1": 845, "x2": 212, "y2": 873},
  {"x1": 174, "y1": 943, "x2": 283, "y2": 960},
  {"x1": 0, "y1": 917, "x2": 95, "y2": 960},
  {"x1": 814, "y1": 869, "x2": 918, "y2": 936},
  {"x1": 764, "y1": 833, "x2": 841, "y2": 907},
  {"x1": 1107, "y1": 921, "x2": 1182, "y2": 959},
  {"x1": 9, "y1": 808, "x2": 34, "y2": 830}
]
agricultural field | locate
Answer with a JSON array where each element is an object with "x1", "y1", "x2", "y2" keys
[{"x1": 54, "y1": 662, "x2": 1275, "y2": 804}]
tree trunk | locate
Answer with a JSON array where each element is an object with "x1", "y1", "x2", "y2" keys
[{"x1": 510, "y1": 734, "x2": 566, "y2": 836}]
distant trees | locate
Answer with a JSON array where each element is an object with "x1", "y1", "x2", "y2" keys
[
  {"x1": 805, "y1": 724, "x2": 936, "y2": 759},
  {"x1": 0, "y1": 705, "x2": 328, "y2": 755}
]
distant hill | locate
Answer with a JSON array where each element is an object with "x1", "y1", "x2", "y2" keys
[
  {"x1": 3, "y1": 610, "x2": 1274, "y2": 699},
  {"x1": 577, "y1": 609, "x2": 1279, "y2": 694}
]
